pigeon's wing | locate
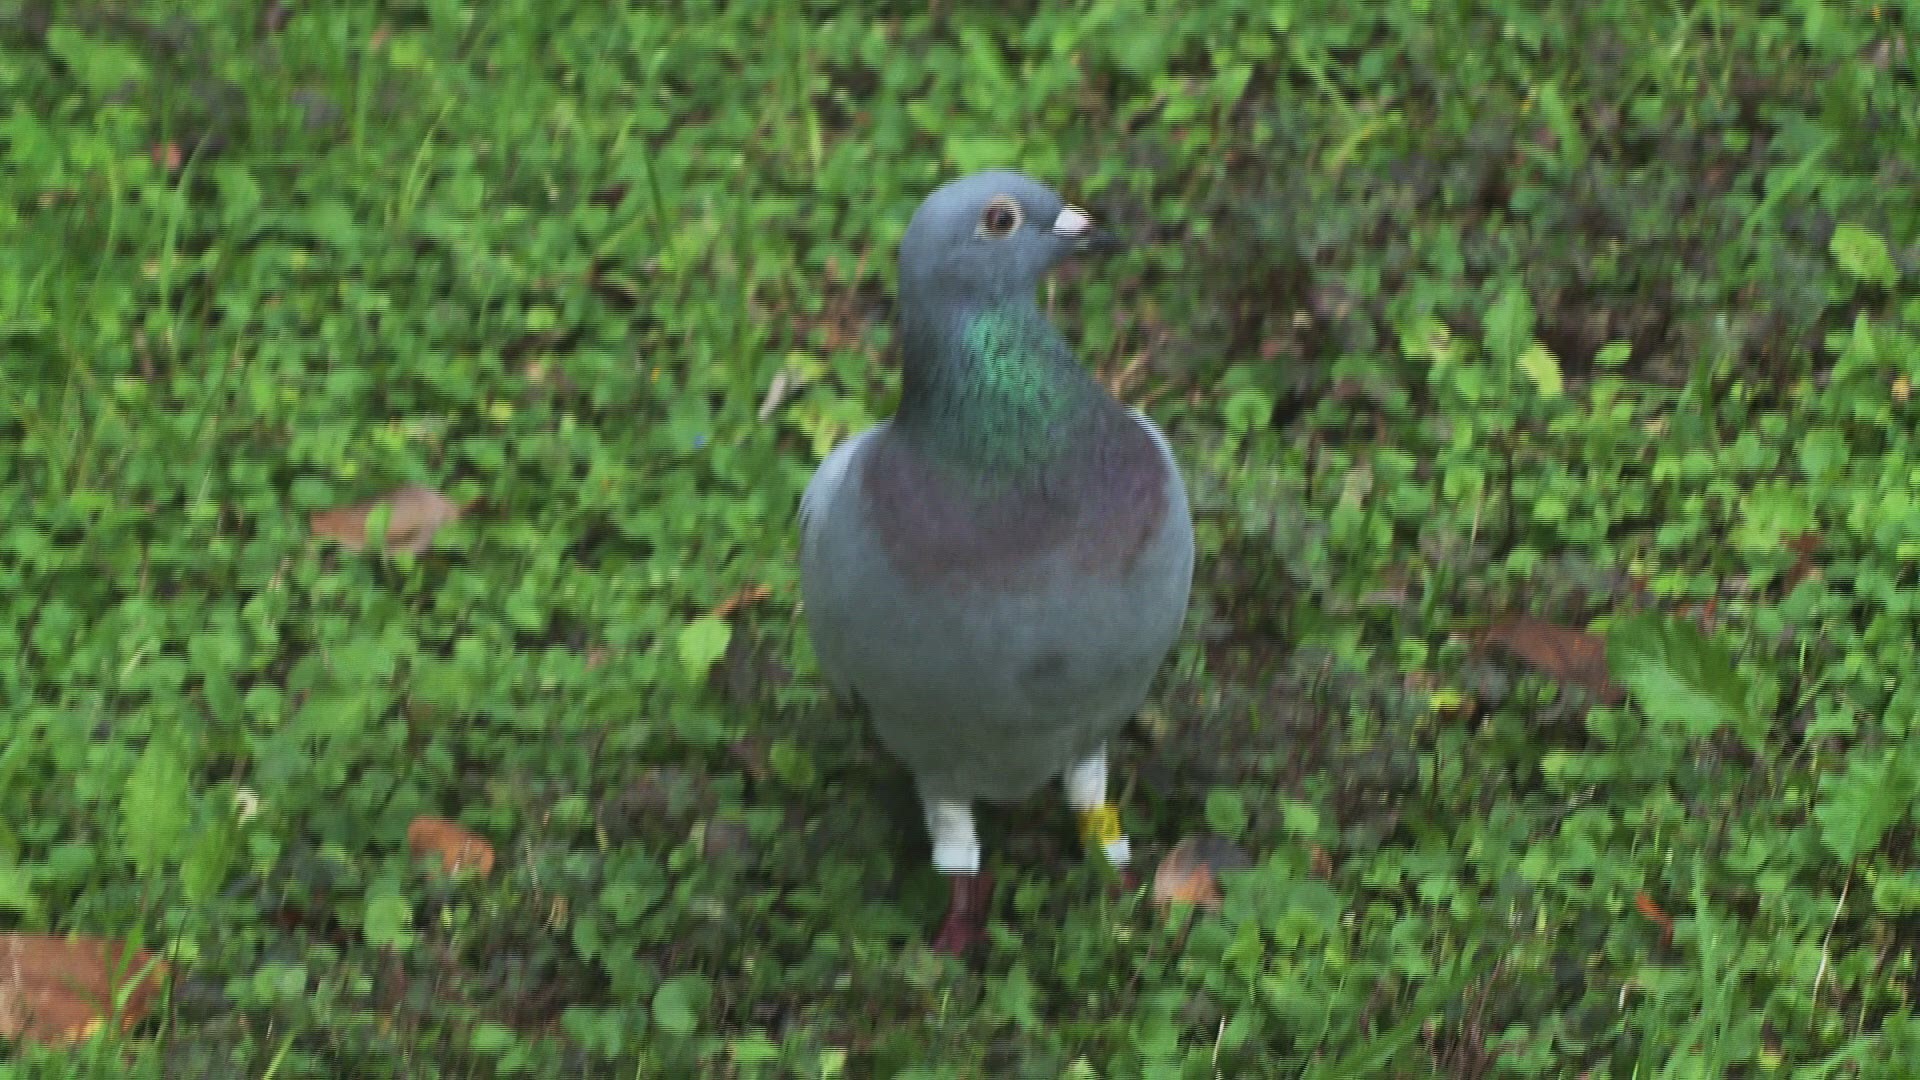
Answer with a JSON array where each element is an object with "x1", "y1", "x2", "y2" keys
[
  {"x1": 1130, "y1": 410, "x2": 1189, "y2": 509},
  {"x1": 1129, "y1": 406, "x2": 1195, "y2": 591},
  {"x1": 799, "y1": 425, "x2": 879, "y2": 558},
  {"x1": 798, "y1": 424, "x2": 885, "y2": 702},
  {"x1": 1127, "y1": 407, "x2": 1175, "y2": 463}
]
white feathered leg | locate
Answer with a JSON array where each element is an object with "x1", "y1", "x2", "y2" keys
[
  {"x1": 922, "y1": 795, "x2": 980, "y2": 875},
  {"x1": 1062, "y1": 746, "x2": 1132, "y2": 868}
]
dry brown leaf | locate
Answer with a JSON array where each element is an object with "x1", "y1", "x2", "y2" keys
[
  {"x1": 710, "y1": 584, "x2": 772, "y2": 620},
  {"x1": 1475, "y1": 616, "x2": 1624, "y2": 704},
  {"x1": 1152, "y1": 834, "x2": 1253, "y2": 915},
  {"x1": 1784, "y1": 531, "x2": 1822, "y2": 589},
  {"x1": 1153, "y1": 849, "x2": 1220, "y2": 912},
  {"x1": 406, "y1": 816, "x2": 496, "y2": 878},
  {"x1": 311, "y1": 485, "x2": 462, "y2": 555},
  {"x1": 1635, "y1": 891, "x2": 1675, "y2": 946},
  {"x1": 0, "y1": 934, "x2": 167, "y2": 1046}
]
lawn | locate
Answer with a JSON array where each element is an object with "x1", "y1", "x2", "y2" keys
[{"x1": 4, "y1": 0, "x2": 1920, "y2": 1075}]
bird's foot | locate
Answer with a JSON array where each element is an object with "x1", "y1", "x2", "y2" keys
[{"x1": 931, "y1": 871, "x2": 994, "y2": 956}]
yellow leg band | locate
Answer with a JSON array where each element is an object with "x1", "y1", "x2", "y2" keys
[{"x1": 1079, "y1": 804, "x2": 1122, "y2": 850}]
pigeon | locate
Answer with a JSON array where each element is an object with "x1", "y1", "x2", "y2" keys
[{"x1": 799, "y1": 171, "x2": 1193, "y2": 954}]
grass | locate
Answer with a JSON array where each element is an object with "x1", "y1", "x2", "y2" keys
[{"x1": 3, "y1": 0, "x2": 1920, "y2": 1075}]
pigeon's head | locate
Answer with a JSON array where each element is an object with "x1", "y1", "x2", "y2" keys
[{"x1": 898, "y1": 171, "x2": 1115, "y2": 307}]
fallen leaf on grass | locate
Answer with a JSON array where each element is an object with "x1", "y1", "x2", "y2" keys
[
  {"x1": 310, "y1": 486, "x2": 462, "y2": 555},
  {"x1": 1635, "y1": 891, "x2": 1674, "y2": 945},
  {"x1": 0, "y1": 934, "x2": 167, "y2": 1046},
  {"x1": 710, "y1": 584, "x2": 772, "y2": 620},
  {"x1": 1784, "y1": 531, "x2": 1822, "y2": 588},
  {"x1": 1473, "y1": 616, "x2": 1624, "y2": 704},
  {"x1": 1152, "y1": 834, "x2": 1253, "y2": 915},
  {"x1": 406, "y1": 816, "x2": 495, "y2": 878}
]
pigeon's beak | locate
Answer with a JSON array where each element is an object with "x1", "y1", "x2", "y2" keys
[{"x1": 1052, "y1": 204, "x2": 1124, "y2": 255}]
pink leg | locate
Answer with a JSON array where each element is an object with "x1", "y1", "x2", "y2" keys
[{"x1": 931, "y1": 871, "x2": 994, "y2": 955}]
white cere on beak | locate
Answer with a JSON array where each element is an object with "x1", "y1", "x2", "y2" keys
[{"x1": 1052, "y1": 205, "x2": 1093, "y2": 238}]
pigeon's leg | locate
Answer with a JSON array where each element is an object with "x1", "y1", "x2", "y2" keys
[
  {"x1": 923, "y1": 795, "x2": 991, "y2": 954},
  {"x1": 1063, "y1": 747, "x2": 1138, "y2": 890}
]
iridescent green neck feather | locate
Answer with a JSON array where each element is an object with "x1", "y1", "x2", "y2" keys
[{"x1": 895, "y1": 300, "x2": 1110, "y2": 483}]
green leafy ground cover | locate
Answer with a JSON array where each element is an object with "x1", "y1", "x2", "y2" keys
[{"x1": 4, "y1": 1, "x2": 1920, "y2": 1075}]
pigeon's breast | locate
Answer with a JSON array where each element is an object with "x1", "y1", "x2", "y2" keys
[{"x1": 859, "y1": 420, "x2": 1169, "y2": 591}]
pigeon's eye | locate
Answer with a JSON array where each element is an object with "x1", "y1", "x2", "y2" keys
[{"x1": 979, "y1": 196, "x2": 1023, "y2": 238}]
